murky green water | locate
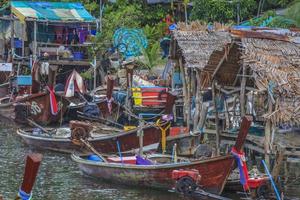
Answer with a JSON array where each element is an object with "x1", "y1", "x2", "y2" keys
[{"x1": 0, "y1": 126, "x2": 299, "y2": 199}]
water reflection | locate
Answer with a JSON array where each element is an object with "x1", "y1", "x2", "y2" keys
[{"x1": 0, "y1": 126, "x2": 299, "y2": 199}]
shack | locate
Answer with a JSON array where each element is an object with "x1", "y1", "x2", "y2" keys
[
  {"x1": 0, "y1": 1, "x2": 98, "y2": 93},
  {"x1": 169, "y1": 22, "x2": 300, "y2": 161}
]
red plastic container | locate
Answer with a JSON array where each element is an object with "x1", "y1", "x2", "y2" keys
[
  {"x1": 169, "y1": 127, "x2": 189, "y2": 137},
  {"x1": 107, "y1": 156, "x2": 136, "y2": 164},
  {"x1": 141, "y1": 87, "x2": 168, "y2": 106}
]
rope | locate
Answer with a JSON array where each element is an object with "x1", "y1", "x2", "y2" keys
[{"x1": 156, "y1": 118, "x2": 171, "y2": 154}]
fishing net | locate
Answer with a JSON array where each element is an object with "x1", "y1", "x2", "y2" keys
[{"x1": 113, "y1": 28, "x2": 148, "y2": 59}]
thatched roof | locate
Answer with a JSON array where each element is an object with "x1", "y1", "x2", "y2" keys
[
  {"x1": 240, "y1": 34, "x2": 300, "y2": 125},
  {"x1": 173, "y1": 22, "x2": 231, "y2": 69}
]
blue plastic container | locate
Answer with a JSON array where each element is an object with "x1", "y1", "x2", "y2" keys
[
  {"x1": 14, "y1": 39, "x2": 22, "y2": 48},
  {"x1": 73, "y1": 52, "x2": 84, "y2": 60},
  {"x1": 90, "y1": 30, "x2": 97, "y2": 35},
  {"x1": 17, "y1": 76, "x2": 32, "y2": 86},
  {"x1": 87, "y1": 154, "x2": 103, "y2": 162}
]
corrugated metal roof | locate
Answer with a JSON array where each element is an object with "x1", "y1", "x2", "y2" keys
[{"x1": 11, "y1": 1, "x2": 95, "y2": 22}]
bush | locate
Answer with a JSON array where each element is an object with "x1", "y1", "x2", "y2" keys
[{"x1": 191, "y1": 0, "x2": 257, "y2": 23}]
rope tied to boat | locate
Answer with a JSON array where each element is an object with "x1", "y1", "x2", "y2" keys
[
  {"x1": 17, "y1": 188, "x2": 32, "y2": 200},
  {"x1": 156, "y1": 116, "x2": 172, "y2": 154}
]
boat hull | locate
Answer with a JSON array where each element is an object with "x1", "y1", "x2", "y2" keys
[
  {"x1": 17, "y1": 125, "x2": 163, "y2": 154},
  {"x1": 72, "y1": 154, "x2": 234, "y2": 195}
]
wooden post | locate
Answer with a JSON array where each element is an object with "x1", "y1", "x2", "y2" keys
[
  {"x1": 264, "y1": 96, "x2": 273, "y2": 167},
  {"x1": 272, "y1": 147, "x2": 285, "y2": 183},
  {"x1": 10, "y1": 16, "x2": 15, "y2": 60},
  {"x1": 165, "y1": 92, "x2": 176, "y2": 114},
  {"x1": 212, "y1": 80, "x2": 220, "y2": 155},
  {"x1": 22, "y1": 23, "x2": 25, "y2": 57},
  {"x1": 47, "y1": 65, "x2": 58, "y2": 88},
  {"x1": 19, "y1": 154, "x2": 42, "y2": 196},
  {"x1": 179, "y1": 57, "x2": 188, "y2": 124},
  {"x1": 93, "y1": 56, "x2": 97, "y2": 90},
  {"x1": 106, "y1": 76, "x2": 114, "y2": 100},
  {"x1": 186, "y1": 67, "x2": 191, "y2": 129},
  {"x1": 240, "y1": 65, "x2": 247, "y2": 117},
  {"x1": 126, "y1": 66, "x2": 134, "y2": 122},
  {"x1": 197, "y1": 102, "x2": 209, "y2": 132},
  {"x1": 33, "y1": 20, "x2": 37, "y2": 58},
  {"x1": 193, "y1": 69, "x2": 201, "y2": 131},
  {"x1": 138, "y1": 121, "x2": 144, "y2": 156},
  {"x1": 171, "y1": 61, "x2": 176, "y2": 123}
]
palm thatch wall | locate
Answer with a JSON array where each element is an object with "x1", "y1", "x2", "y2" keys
[
  {"x1": 173, "y1": 22, "x2": 231, "y2": 69},
  {"x1": 241, "y1": 37, "x2": 300, "y2": 126}
]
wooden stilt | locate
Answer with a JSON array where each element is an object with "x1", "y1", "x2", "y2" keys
[
  {"x1": 179, "y1": 57, "x2": 187, "y2": 124},
  {"x1": 47, "y1": 65, "x2": 58, "y2": 88},
  {"x1": 240, "y1": 65, "x2": 247, "y2": 117},
  {"x1": 33, "y1": 20, "x2": 37, "y2": 58},
  {"x1": 186, "y1": 67, "x2": 191, "y2": 129},
  {"x1": 212, "y1": 81, "x2": 220, "y2": 155},
  {"x1": 193, "y1": 69, "x2": 201, "y2": 131},
  {"x1": 272, "y1": 147, "x2": 285, "y2": 183},
  {"x1": 10, "y1": 17, "x2": 15, "y2": 62},
  {"x1": 18, "y1": 153, "x2": 42, "y2": 198},
  {"x1": 264, "y1": 97, "x2": 273, "y2": 167}
]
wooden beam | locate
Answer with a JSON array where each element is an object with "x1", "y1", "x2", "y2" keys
[
  {"x1": 230, "y1": 29, "x2": 290, "y2": 42},
  {"x1": 212, "y1": 43, "x2": 234, "y2": 80}
]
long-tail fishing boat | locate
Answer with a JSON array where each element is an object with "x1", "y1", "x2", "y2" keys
[
  {"x1": 71, "y1": 116, "x2": 252, "y2": 195},
  {"x1": 16, "y1": 119, "x2": 169, "y2": 153},
  {"x1": 0, "y1": 92, "x2": 69, "y2": 126},
  {"x1": 16, "y1": 90, "x2": 176, "y2": 153}
]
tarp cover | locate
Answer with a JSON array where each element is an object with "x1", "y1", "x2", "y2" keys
[{"x1": 11, "y1": 1, "x2": 95, "y2": 22}]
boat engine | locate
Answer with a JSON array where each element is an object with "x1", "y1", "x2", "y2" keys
[
  {"x1": 70, "y1": 120, "x2": 92, "y2": 145},
  {"x1": 172, "y1": 169, "x2": 201, "y2": 195}
]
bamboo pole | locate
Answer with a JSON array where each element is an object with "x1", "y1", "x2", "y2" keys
[
  {"x1": 272, "y1": 147, "x2": 285, "y2": 183},
  {"x1": 264, "y1": 96, "x2": 273, "y2": 167},
  {"x1": 179, "y1": 57, "x2": 188, "y2": 124},
  {"x1": 186, "y1": 67, "x2": 191, "y2": 129},
  {"x1": 10, "y1": 16, "x2": 15, "y2": 60},
  {"x1": 212, "y1": 80, "x2": 220, "y2": 155},
  {"x1": 33, "y1": 20, "x2": 37, "y2": 58},
  {"x1": 240, "y1": 65, "x2": 247, "y2": 117},
  {"x1": 193, "y1": 69, "x2": 201, "y2": 131}
]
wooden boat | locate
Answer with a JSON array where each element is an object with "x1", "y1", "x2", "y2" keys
[
  {"x1": 71, "y1": 116, "x2": 253, "y2": 195},
  {"x1": 0, "y1": 92, "x2": 69, "y2": 125},
  {"x1": 0, "y1": 96, "x2": 15, "y2": 124},
  {"x1": 16, "y1": 121, "x2": 166, "y2": 154}
]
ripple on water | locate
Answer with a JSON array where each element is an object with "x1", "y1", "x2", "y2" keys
[{"x1": 0, "y1": 126, "x2": 299, "y2": 199}]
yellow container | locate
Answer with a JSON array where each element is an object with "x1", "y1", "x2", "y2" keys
[
  {"x1": 124, "y1": 126, "x2": 137, "y2": 131},
  {"x1": 132, "y1": 88, "x2": 142, "y2": 106}
]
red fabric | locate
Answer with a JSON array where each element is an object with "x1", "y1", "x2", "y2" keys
[
  {"x1": 231, "y1": 147, "x2": 250, "y2": 191},
  {"x1": 47, "y1": 86, "x2": 58, "y2": 115}
]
